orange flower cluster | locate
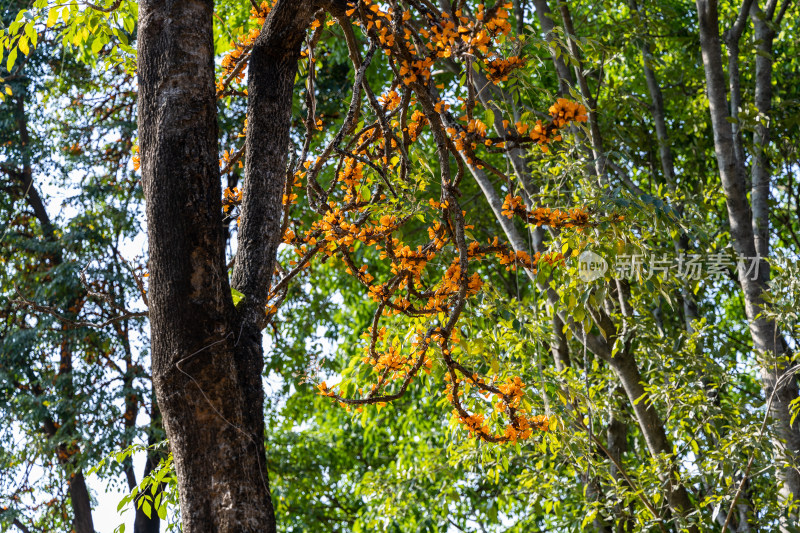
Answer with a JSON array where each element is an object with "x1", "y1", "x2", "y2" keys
[
  {"x1": 497, "y1": 376, "x2": 525, "y2": 407},
  {"x1": 379, "y1": 90, "x2": 401, "y2": 111},
  {"x1": 484, "y1": 56, "x2": 526, "y2": 83},
  {"x1": 250, "y1": 0, "x2": 272, "y2": 26},
  {"x1": 421, "y1": 5, "x2": 511, "y2": 58},
  {"x1": 374, "y1": 345, "x2": 409, "y2": 372},
  {"x1": 407, "y1": 110, "x2": 428, "y2": 142},
  {"x1": 338, "y1": 157, "x2": 365, "y2": 203},
  {"x1": 444, "y1": 371, "x2": 549, "y2": 442},
  {"x1": 495, "y1": 249, "x2": 564, "y2": 273},
  {"x1": 501, "y1": 194, "x2": 592, "y2": 229},
  {"x1": 399, "y1": 57, "x2": 435, "y2": 86},
  {"x1": 515, "y1": 119, "x2": 561, "y2": 151},
  {"x1": 549, "y1": 98, "x2": 589, "y2": 126},
  {"x1": 448, "y1": 117, "x2": 488, "y2": 153},
  {"x1": 222, "y1": 186, "x2": 242, "y2": 214},
  {"x1": 216, "y1": 1, "x2": 273, "y2": 93},
  {"x1": 220, "y1": 148, "x2": 244, "y2": 171},
  {"x1": 456, "y1": 411, "x2": 491, "y2": 439},
  {"x1": 504, "y1": 414, "x2": 550, "y2": 441},
  {"x1": 447, "y1": 96, "x2": 586, "y2": 161},
  {"x1": 350, "y1": 0, "x2": 512, "y2": 82}
]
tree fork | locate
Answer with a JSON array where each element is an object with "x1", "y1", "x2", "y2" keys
[{"x1": 138, "y1": 0, "x2": 346, "y2": 529}]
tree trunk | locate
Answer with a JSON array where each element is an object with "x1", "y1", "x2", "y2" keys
[
  {"x1": 531, "y1": 0, "x2": 574, "y2": 96},
  {"x1": 133, "y1": 452, "x2": 162, "y2": 533},
  {"x1": 138, "y1": 0, "x2": 346, "y2": 529},
  {"x1": 14, "y1": 95, "x2": 96, "y2": 533},
  {"x1": 137, "y1": 0, "x2": 275, "y2": 529},
  {"x1": 134, "y1": 392, "x2": 164, "y2": 533},
  {"x1": 694, "y1": 0, "x2": 800, "y2": 509}
]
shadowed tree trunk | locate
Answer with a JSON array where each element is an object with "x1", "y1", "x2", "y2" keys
[{"x1": 137, "y1": 0, "x2": 344, "y2": 530}]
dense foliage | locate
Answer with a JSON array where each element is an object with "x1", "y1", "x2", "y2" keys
[{"x1": 1, "y1": 0, "x2": 799, "y2": 531}]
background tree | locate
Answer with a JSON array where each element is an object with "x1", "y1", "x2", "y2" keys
[{"x1": 0, "y1": 3, "x2": 159, "y2": 531}]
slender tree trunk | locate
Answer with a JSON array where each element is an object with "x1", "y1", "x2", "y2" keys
[
  {"x1": 67, "y1": 472, "x2": 95, "y2": 533},
  {"x1": 552, "y1": 314, "x2": 571, "y2": 371},
  {"x1": 607, "y1": 404, "x2": 633, "y2": 532},
  {"x1": 531, "y1": 0, "x2": 574, "y2": 95},
  {"x1": 14, "y1": 95, "x2": 96, "y2": 533},
  {"x1": 134, "y1": 392, "x2": 164, "y2": 533},
  {"x1": 750, "y1": 2, "x2": 774, "y2": 260},
  {"x1": 460, "y1": 150, "x2": 697, "y2": 527},
  {"x1": 695, "y1": 0, "x2": 800, "y2": 510},
  {"x1": 132, "y1": 450, "x2": 162, "y2": 533}
]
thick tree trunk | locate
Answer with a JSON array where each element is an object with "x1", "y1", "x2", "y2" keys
[
  {"x1": 138, "y1": 0, "x2": 275, "y2": 529},
  {"x1": 138, "y1": 0, "x2": 347, "y2": 530}
]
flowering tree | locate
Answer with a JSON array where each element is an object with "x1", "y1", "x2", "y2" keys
[{"x1": 2, "y1": 0, "x2": 799, "y2": 531}]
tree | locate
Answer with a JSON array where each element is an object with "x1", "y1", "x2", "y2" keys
[
  {"x1": 2, "y1": 0, "x2": 799, "y2": 531},
  {"x1": 137, "y1": 0, "x2": 594, "y2": 528},
  {"x1": 136, "y1": 0, "x2": 329, "y2": 529},
  {"x1": 694, "y1": 0, "x2": 800, "y2": 513}
]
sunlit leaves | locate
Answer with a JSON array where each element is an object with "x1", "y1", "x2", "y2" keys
[{"x1": 0, "y1": 1, "x2": 137, "y2": 73}]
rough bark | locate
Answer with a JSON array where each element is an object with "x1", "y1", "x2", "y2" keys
[
  {"x1": 552, "y1": 314, "x2": 571, "y2": 371},
  {"x1": 724, "y1": 0, "x2": 754, "y2": 168},
  {"x1": 138, "y1": 0, "x2": 274, "y2": 529},
  {"x1": 65, "y1": 473, "x2": 94, "y2": 533},
  {"x1": 750, "y1": 1, "x2": 774, "y2": 259},
  {"x1": 607, "y1": 405, "x2": 632, "y2": 532},
  {"x1": 138, "y1": 0, "x2": 347, "y2": 530}
]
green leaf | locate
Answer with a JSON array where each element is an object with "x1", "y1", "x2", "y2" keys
[
  {"x1": 24, "y1": 22, "x2": 36, "y2": 44},
  {"x1": 46, "y1": 8, "x2": 59, "y2": 27},
  {"x1": 581, "y1": 510, "x2": 598, "y2": 529},
  {"x1": 231, "y1": 288, "x2": 245, "y2": 307},
  {"x1": 91, "y1": 37, "x2": 104, "y2": 55},
  {"x1": 7, "y1": 47, "x2": 18, "y2": 71},
  {"x1": 123, "y1": 15, "x2": 135, "y2": 34},
  {"x1": 117, "y1": 495, "x2": 129, "y2": 512}
]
